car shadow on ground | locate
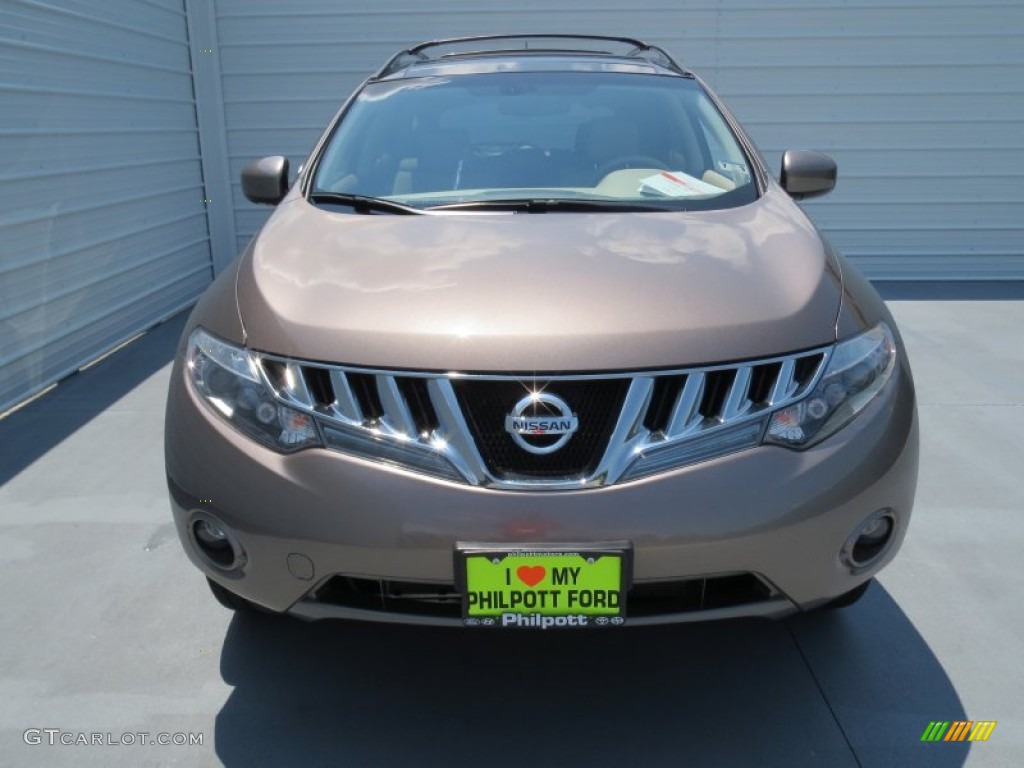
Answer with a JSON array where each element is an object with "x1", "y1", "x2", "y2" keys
[
  {"x1": 214, "y1": 582, "x2": 968, "y2": 767},
  {"x1": 0, "y1": 311, "x2": 187, "y2": 485}
]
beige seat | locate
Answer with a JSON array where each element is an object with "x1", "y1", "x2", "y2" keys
[
  {"x1": 701, "y1": 169, "x2": 736, "y2": 191},
  {"x1": 391, "y1": 129, "x2": 468, "y2": 194}
]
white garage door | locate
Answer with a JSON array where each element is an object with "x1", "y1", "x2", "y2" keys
[
  {"x1": 0, "y1": 0, "x2": 213, "y2": 413},
  {"x1": 206, "y1": 0, "x2": 1024, "y2": 280}
]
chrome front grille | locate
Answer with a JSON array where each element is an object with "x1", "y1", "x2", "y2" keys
[{"x1": 255, "y1": 348, "x2": 830, "y2": 489}]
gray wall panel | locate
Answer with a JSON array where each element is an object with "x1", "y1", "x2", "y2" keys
[{"x1": 0, "y1": 0, "x2": 213, "y2": 412}]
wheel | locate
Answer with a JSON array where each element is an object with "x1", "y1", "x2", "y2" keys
[
  {"x1": 822, "y1": 579, "x2": 872, "y2": 610},
  {"x1": 207, "y1": 577, "x2": 259, "y2": 613},
  {"x1": 594, "y1": 154, "x2": 670, "y2": 179}
]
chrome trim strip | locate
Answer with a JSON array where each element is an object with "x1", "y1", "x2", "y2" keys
[
  {"x1": 326, "y1": 369, "x2": 362, "y2": 425},
  {"x1": 720, "y1": 365, "x2": 752, "y2": 421},
  {"x1": 254, "y1": 358, "x2": 284, "y2": 402},
  {"x1": 425, "y1": 378, "x2": 490, "y2": 485},
  {"x1": 288, "y1": 597, "x2": 796, "y2": 625},
  {"x1": 768, "y1": 358, "x2": 796, "y2": 406},
  {"x1": 666, "y1": 372, "x2": 705, "y2": 437},
  {"x1": 590, "y1": 377, "x2": 655, "y2": 485},
  {"x1": 376, "y1": 375, "x2": 417, "y2": 438},
  {"x1": 621, "y1": 417, "x2": 766, "y2": 482},
  {"x1": 254, "y1": 347, "x2": 832, "y2": 381},
  {"x1": 283, "y1": 362, "x2": 313, "y2": 408}
]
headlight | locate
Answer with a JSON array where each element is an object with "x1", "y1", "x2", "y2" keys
[
  {"x1": 766, "y1": 322, "x2": 896, "y2": 448},
  {"x1": 186, "y1": 328, "x2": 321, "y2": 453}
]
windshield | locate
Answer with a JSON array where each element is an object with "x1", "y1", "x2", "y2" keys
[{"x1": 310, "y1": 72, "x2": 757, "y2": 211}]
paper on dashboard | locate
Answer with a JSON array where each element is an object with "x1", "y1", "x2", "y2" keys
[{"x1": 639, "y1": 171, "x2": 723, "y2": 197}]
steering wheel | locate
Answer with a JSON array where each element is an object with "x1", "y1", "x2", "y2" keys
[
  {"x1": 594, "y1": 155, "x2": 670, "y2": 178},
  {"x1": 472, "y1": 142, "x2": 541, "y2": 158}
]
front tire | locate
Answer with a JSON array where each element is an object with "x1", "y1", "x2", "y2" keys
[
  {"x1": 822, "y1": 579, "x2": 872, "y2": 610},
  {"x1": 207, "y1": 577, "x2": 259, "y2": 613}
]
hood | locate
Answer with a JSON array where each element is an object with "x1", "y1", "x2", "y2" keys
[{"x1": 236, "y1": 189, "x2": 841, "y2": 372}]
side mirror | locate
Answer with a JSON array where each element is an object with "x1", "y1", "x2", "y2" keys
[
  {"x1": 241, "y1": 155, "x2": 290, "y2": 204},
  {"x1": 780, "y1": 150, "x2": 836, "y2": 200}
]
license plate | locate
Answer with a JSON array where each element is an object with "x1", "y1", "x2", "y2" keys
[{"x1": 456, "y1": 543, "x2": 630, "y2": 629}]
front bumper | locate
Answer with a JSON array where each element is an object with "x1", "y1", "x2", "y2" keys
[{"x1": 166, "y1": 353, "x2": 918, "y2": 626}]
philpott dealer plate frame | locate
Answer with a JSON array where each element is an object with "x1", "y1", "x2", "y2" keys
[{"x1": 455, "y1": 541, "x2": 632, "y2": 629}]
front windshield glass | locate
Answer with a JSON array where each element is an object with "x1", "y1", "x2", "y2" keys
[{"x1": 311, "y1": 71, "x2": 757, "y2": 211}]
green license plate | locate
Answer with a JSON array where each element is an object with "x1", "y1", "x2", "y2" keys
[{"x1": 457, "y1": 543, "x2": 630, "y2": 629}]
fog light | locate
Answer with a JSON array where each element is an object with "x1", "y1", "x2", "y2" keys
[
  {"x1": 190, "y1": 514, "x2": 245, "y2": 571},
  {"x1": 841, "y1": 510, "x2": 896, "y2": 571},
  {"x1": 859, "y1": 516, "x2": 891, "y2": 543},
  {"x1": 194, "y1": 519, "x2": 228, "y2": 548}
]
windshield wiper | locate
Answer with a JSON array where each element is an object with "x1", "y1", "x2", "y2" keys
[
  {"x1": 426, "y1": 198, "x2": 672, "y2": 213},
  {"x1": 308, "y1": 192, "x2": 424, "y2": 215}
]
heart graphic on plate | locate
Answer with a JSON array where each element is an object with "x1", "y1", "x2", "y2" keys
[{"x1": 516, "y1": 565, "x2": 546, "y2": 588}]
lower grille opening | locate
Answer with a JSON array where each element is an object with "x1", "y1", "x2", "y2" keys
[
  {"x1": 310, "y1": 573, "x2": 777, "y2": 620},
  {"x1": 630, "y1": 573, "x2": 775, "y2": 616},
  {"x1": 314, "y1": 576, "x2": 462, "y2": 618}
]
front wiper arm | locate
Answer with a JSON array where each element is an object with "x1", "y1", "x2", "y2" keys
[
  {"x1": 308, "y1": 192, "x2": 424, "y2": 215},
  {"x1": 426, "y1": 198, "x2": 670, "y2": 213}
]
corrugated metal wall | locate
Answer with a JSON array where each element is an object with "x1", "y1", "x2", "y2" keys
[
  {"x1": 210, "y1": 0, "x2": 1024, "y2": 279},
  {"x1": 0, "y1": 0, "x2": 213, "y2": 412}
]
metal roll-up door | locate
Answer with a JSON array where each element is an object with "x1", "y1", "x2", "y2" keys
[{"x1": 0, "y1": 0, "x2": 213, "y2": 412}]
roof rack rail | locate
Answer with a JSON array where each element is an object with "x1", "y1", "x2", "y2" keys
[{"x1": 375, "y1": 34, "x2": 688, "y2": 79}]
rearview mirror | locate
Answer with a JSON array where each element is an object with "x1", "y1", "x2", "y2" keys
[
  {"x1": 241, "y1": 155, "x2": 290, "y2": 204},
  {"x1": 780, "y1": 150, "x2": 836, "y2": 200}
]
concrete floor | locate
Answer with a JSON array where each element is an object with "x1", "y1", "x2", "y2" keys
[{"x1": 1, "y1": 286, "x2": 1022, "y2": 767}]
